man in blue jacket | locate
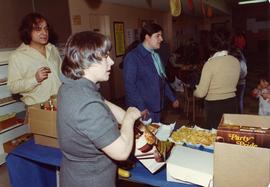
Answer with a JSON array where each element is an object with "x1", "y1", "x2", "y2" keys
[{"x1": 123, "y1": 23, "x2": 179, "y2": 122}]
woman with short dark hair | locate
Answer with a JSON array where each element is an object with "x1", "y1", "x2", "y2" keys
[
  {"x1": 61, "y1": 31, "x2": 112, "y2": 79},
  {"x1": 57, "y1": 31, "x2": 141, "y2": 187},
  {"x1": 194, "y1": 31, "x2": 240, "y2": 129}
]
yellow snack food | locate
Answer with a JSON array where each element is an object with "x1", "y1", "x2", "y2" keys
[
  {"x1": 170, "y1": 126, "x2": 216, "y2": 146},
  {"x1": 118, "y1": 168, "x2": 131, "y2": 178}
]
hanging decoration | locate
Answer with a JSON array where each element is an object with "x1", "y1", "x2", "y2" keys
[
  {"x1": 170, "y1": 0, "x2": 181, "y2": 17},
  {"x1": 146, "y1": 0, "x2": 152, "y2": 8},
  {"x1": 200, "y1": 0, "x2": 206, "y2": 17},
  {"x1": 187, "y1": 0, "x2": 194, "y2": 12},
  {"x1": 207, "y1": 5, "x2": 213, "y2": 18}
]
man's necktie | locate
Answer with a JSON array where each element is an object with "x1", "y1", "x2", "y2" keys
[{"x1": 150, "y1": 50, "x2": 167, "y2": 78}]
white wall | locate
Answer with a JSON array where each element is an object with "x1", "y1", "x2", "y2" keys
[{"x1": 67, "y1": 0, "x2": 171, "y2": 100}]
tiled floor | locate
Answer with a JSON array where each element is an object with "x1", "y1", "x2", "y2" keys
[{"x1": 0, "y1": 52, "x2": 266, "y2": 187}]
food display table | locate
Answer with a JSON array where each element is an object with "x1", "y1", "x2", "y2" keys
[{"x1": 6, "y1": 139, "x2": 199, "y2": 187}]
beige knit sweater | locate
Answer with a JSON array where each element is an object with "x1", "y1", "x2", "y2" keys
[{"x1": 194, "y1": 54, "x2": 240, "y2": 101}]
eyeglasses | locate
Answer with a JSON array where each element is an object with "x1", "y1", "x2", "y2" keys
[{"x1": 32, "y1": 26, "x2": 49, "y2": 32}]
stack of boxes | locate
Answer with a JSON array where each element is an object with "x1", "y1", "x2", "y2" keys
[
  {"x1": 214, "y1": 114, "x2": 270, "y2": 187},
  {"x1": 166, "y1": 114, "x2": 270, "y2": 187}
]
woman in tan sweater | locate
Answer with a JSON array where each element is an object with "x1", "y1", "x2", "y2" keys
[{"x1": 194, "y1": 31, "x2": 240, "y2": 129}]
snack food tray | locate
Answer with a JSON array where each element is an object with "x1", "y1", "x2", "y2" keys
[{"x1": 169, "y1": 125, "x2": 216, "y2": 150}]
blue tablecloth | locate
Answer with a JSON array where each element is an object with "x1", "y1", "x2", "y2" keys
[
  {"x1": 6, "y1": 139, "x2": 61, "y2": 187},
  {"x1": 6, "y1": 139, "x2": 201, "y2": 187}
]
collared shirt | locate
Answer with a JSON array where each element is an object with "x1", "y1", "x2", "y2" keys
[
  {"x1": 57, "y1": 76, "x2": 120, "y2": 185},
  {"x1": 7, "y1": 43, "x2": 61, "y2": 105},
  {"x1": 143, "y1": 43, "x2": 166, "y2": 78},
  {"x1": 123, "y1": 43, "x2": 176, "y2": 112}
]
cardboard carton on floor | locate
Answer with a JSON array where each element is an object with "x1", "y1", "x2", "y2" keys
[
  {"x1": 28, "y1": 104, "x2": 58, "y2": 148},
  {"x1": 214, "y1": 114, "x2": 270, "y2": 187},
  {"x1": 166, "y1": 145, "x2": 213, "y2": 187},
  {"x1": 3, "y1": 133, "x2": 33, "y2": 153}
]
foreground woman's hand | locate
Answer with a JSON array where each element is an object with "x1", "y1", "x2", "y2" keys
[
  {"x1": 125, "y1": 107, "x2": 141, "y2": 121},
  {"x1": 102, "y1": 106, "x2": 141, "y2": 160}
]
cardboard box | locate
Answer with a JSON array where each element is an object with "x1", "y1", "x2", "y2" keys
[
  {"x1": 28, "y1": 104, "x2": 58, "y2": 148},
  {"x1": 214, "y1": 114, "x2": 270, "y2": 187},
  {"x1": 166, "y1": 145, "x2": 213, "y2": 187},
  {"x1": 217, "y1": 123, "x2": 270, "y2": 148},
  {"x1": 34, "y1": 134, "x2": 58, "y2": 148},
  {"x1": 3, "y1": 133, "x2": 33, "y2": 153}
]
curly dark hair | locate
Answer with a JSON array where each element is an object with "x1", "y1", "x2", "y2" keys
[
  {"x1": 61, "y1": 31, "x2": 112, "y2": 80},
  {"x1": 19, "y1": 12, "x2": 50, "y2": 44}
]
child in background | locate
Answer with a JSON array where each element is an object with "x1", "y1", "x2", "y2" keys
[{"x1": 251, "y1": 76, "x2": 270, "y2": 115}]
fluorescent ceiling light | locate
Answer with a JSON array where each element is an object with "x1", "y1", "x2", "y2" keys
[{"x1": 238, "y1": 0, "x2": 268, "y2": 5}]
